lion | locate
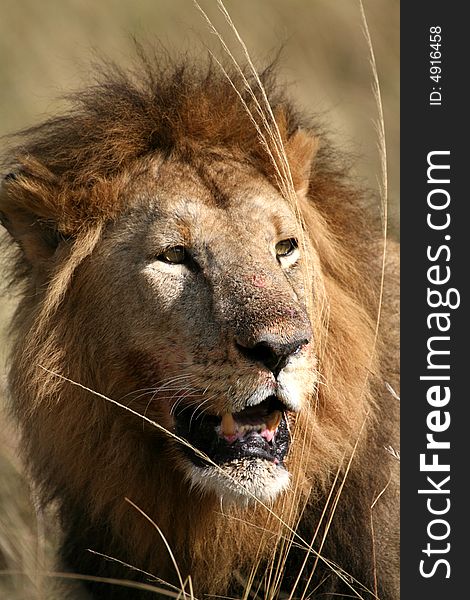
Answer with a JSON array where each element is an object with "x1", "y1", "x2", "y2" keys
[{"x1": 0, "y1": 52, "x2": 399, "y2": 599}]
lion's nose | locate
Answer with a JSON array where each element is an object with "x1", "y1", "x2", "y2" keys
[{"x1": 236, "y1": 332, "x2": 311, "y2": 377}]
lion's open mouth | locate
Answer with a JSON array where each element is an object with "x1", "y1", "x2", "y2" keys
[{"x1": 174, "y1": 395, "x2": 290, "y2": 468}]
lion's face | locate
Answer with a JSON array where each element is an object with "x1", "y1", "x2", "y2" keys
[{"x1": 78, "y1": 155, "x2": 317, "y2": 503}]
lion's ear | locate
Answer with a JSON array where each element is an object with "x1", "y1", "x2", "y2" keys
[
  {"x1": 0, "y1": 170, "x2": 62, "y2": 266},
  {"x1": 284, "y1": 129, "x2": 319, "y2": 196},
  {"x1": 274, "y1": 107, "x2": 319, "y2": 196}
]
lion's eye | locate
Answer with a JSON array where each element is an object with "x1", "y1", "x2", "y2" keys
[
  {"x1": 158, "y1": 246, "x2": 187, "y2": 264},
  {"x1": 275, "y1": 238, "x2": 298, "y2": 258}
]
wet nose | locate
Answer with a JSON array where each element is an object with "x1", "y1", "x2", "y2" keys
[{"x1": 236, "y1": 332, "x2": 311, "y2": 377}]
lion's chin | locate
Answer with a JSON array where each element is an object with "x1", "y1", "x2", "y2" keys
[
  {"x1": 174, "y1": 394, "x2": 293, "y2": 504},
  {"x1": 185, "y1": 459, "x2": 290, "y2": 505}
]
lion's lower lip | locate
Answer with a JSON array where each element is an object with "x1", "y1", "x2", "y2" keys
[{"x1": 174, "y1": 395, "x2": 290, "y2": 467}]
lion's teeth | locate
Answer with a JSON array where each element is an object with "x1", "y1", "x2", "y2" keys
[
  {"x1": 221, "y1": 413, "x2": 237, "y2": 436},
  {"x1": 220, "y1": 411, "x2": 282, "y2": 439},
  {"x1": 266, "y1": 410, "x2": 282, "y2": 431}
]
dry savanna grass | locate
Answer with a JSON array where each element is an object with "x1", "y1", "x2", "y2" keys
[{"x1": 0, "y1": 1, "x2": 399, "y2": 598}]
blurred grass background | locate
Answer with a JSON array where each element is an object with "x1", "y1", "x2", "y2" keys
[{"x1": 0, "y1": 0, "x2": 399, "y2": 597}]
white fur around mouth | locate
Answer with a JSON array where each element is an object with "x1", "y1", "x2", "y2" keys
[
  {"x1": 175, "y1": 396, "x2": 291, "y2": 501},
  {"x1": 187, "y1": 458, "x2": 290, "y2": 505}
]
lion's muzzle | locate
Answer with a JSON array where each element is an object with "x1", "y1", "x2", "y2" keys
[{"x1": 175, "y1": 394, "x2": 293, "y2": 503}]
